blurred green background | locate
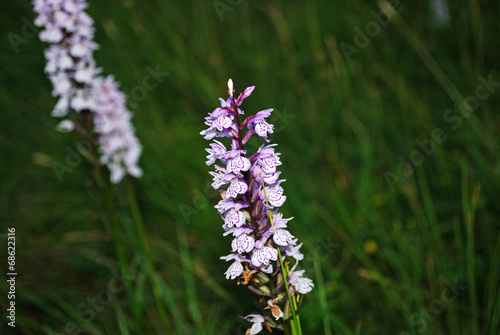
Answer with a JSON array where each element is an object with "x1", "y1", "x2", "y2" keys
[{"x1": 1, "y1": 0, "x2": 499, "y2": 334}]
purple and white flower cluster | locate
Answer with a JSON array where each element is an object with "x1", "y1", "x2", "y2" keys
[
  {"x1": 33, "y1": 0, "x2": 142, "y2": 183},
  {"x1": 93, "y1": 76, "x2": 143, "y2": 183},
  {"x1": 202, "y1": 79, "x2": 314, "y2": 333}
]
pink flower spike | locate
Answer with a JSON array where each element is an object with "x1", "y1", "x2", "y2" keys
[{"x1": 201, "y1": 80, "x2": 313, "y2": 331}]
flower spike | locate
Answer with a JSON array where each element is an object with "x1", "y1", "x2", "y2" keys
[
  {"x1": 33, "y1": 0, "x2": 142, "y2": 183},
  {"x1": 201, "y1": 80, "x2": 312, "y2": 333}
]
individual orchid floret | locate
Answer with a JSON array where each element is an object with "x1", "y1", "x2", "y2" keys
[
  {"x1": 284, "y1": 239, "x2": 305, "y2": 261},
  {"x1": 214, "y1": 113, "x2": 233, "y2": 131},
  {"x1": 251, "y1": 244, "x2": 278, "y2": 268},
  {"x1": 221, "y1": 253, "x2": 249, "y2": 280},
  {"x1": 205, "y1": 140, "x2": 227, "y2": 165},
  {"x1": 258, "y1": 154, "x2": 281, "y2": 174},
  {"x1": 232, "y1": 234, "x2": 256, "y2": 254},
  {"x1": 200, "y1": 105, "x2": 236, "y2": 140},
  {"x1": 248, "y1": 109, "x2": 274, "y2": 140},
  {"x1": 272, "y1": 228, "x2": 294, "y2": 246},
  {"x1": 260, "y1": 184, "x2": 287, "y2": 208},
  {"x1": 225, "y1": 261, "x2": 244, "y2": 280},
  {"x1": 289, "y1": 262, "x2": 315, "y2": 295},
  {"x1": 266, "y1": 299, "x2": 284, "y2": 320},
  {"x1": 242, "y1": 315, "x2": 265, "y2": 335},
  {"x1": 214, "y1": 198, "x2": 242, "y2": 215},
  {"x1": 227, "y1": 154, "x2": 251, "y2": 174},
  {"x1": 261, "y1": 214, "x2": 294, "y2": 246},
  {"x1": 209, "y1": 165, "x2": 239, "y2": 190},
  {"x1": 226, "y1": 178, "x2": 249, "y2": 199},
  {"x1": 224, "y1": 205, "x2": 248, "y2": 228}
]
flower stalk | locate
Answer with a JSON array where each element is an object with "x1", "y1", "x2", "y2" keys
[{"x1": 124, "y1": 176, "x2": 171, "y2": 330}]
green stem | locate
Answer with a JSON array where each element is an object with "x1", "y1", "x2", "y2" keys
[
  {"x1": 461, "y1": 160, "x2": 479, "y2": 335},
  {"x1": 84, "y1": 112, "x2": 128, "y2": 281},
  {"x1": 124, "y1": 176, "x2": 171, "y2": 330},
  {"x1": 262, "y1": 183, "x2": 302, "y2": 335},
  {"x1": 125, "y1": 176, "x2": 150, "y2": 255},
  {"x1": 100, "y1": 172, "x2": 128, "y2": 280}
]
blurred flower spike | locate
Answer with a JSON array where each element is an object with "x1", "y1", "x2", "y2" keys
[{"x1": 33, "y1": 0, "x2": 142, "y2": 183}]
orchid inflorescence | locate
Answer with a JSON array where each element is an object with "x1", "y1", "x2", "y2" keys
[
  {"x1": 201, "y1": 79, "x2": 314, "y2": 334},
  {"x1": 33, "y1": 0, "x2": 142, "y2": 183}
]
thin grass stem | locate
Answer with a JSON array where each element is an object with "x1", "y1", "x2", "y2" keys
[{"x1": 124, "y1": 176, "x2": 171, "y2": 330}]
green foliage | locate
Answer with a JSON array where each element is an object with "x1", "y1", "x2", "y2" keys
[{"x1": 0, "y1": 0, "x2": 499, "y2": 334}]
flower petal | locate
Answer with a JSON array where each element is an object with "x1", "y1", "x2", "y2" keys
[
  {"x1": 227, "y1": 155, "x2": 251, "y2": 174},
  {"x1": 227, "y1": 179, "x2": 248, "y2": 198},
  {"x1": 249, "y1": 322, "x2": 263, "y2": 335},
  {"x1": 268, "y1": 192, "x2": 286, "y2": 207},
  {"x1": 213, "y1": 115, "x2": 232, "y2": 131},
  {"x1": 225, "y1": 209, "x2": 246, "y2": 228},
  {"x1": 273, "y1": 229, "x2": 294, "y2": 246},
  {"x1": 232, "y1": 234, "x2": 255, "y2": 253},
  {"x1": 225, "y1": 261, "x2": 243, "y2": 280},
  {"x1": 255, "y1": 122, "x2": 269, "y2": 137}
]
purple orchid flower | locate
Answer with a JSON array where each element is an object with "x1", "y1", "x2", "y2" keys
[{"x1": 201, "y1": 79, "x2": 313, "y2": 332}]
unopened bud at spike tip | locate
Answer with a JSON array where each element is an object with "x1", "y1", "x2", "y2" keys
[{"x1": 227, "y1": 78, "x2": 234, "y2": 97}]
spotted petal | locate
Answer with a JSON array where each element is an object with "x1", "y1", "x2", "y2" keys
[
  {"x1": 226, "y1": 179, "x2": 248, "y2": 198},
  {"x1": 224, "y1": 261, "x2": 243, "y2": 280},
  {"x1": 231, "y1": 234, "x2": 255, "y2": 253},
  {"x1": 255, "y1": 122, "x2": 271, "y2": 137},
  {"x1": 273, "y1": 229, "x2": 294, "y2": 246},
  {"x1": 294, "y1": 277, "x2": 314, "y2": 294},
  {"x1": 227, "y1": 155, "x2": 251, "y2": 174},
  {"x1": 263, "y1": 172, "x2": 279, "y2": 184},
  {"x1": 251, "y1": 246, "x2": 278, "y2": 267},
  {"x1": 259, "y1": 156, "x2": 280, "y2": 174},
  {"x1": 225, "y1": 209, "x2": 246, "y2": 228},
  {"x1": 267, "y1": 187, "x2": 286, "y2": 207},
  {"x1": 213, "y1": 115, "x2": 232, "y2": 131}
]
